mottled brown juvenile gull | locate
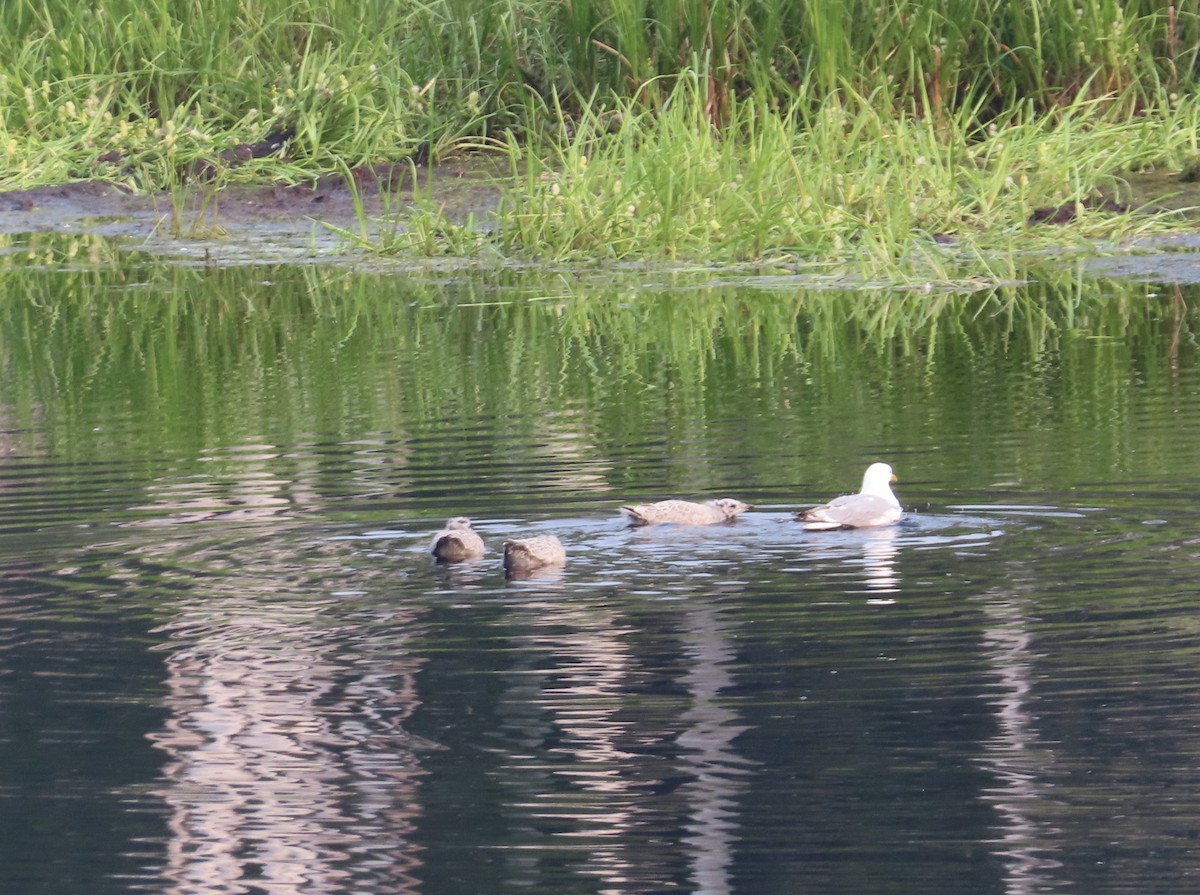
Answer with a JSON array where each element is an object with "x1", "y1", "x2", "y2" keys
[
  {"x1": 797, "y1": 463, "x2": 902, "y2": 530},
  {"x1": 503, "y1": 535, "x2": 566, "y2": 574},
  {"x1": 620, "y1": 498, "x2": 753, "y2": 526},
  {"x1": 430, "y1": 516, "x2": 485, "y2": 562}
]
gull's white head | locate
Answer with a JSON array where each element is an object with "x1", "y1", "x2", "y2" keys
[{"x1": 860, "y1": 463, "x2": 898, "y2": 498}]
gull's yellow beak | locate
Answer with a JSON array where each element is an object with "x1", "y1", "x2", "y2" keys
[{"x1": 891, "y1": 473, "x2": 899, "y2": 483}]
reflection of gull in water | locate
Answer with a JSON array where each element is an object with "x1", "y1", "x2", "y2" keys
[
  {"x1": 799, "y1": 524, "x2": 901, "y2": 597},
  {"x1": 859, "y1": 526, "x2": 900, "y2": 595},
  {"x1": 977, "y1": 596, "x2": 1063, "y2": 893}
]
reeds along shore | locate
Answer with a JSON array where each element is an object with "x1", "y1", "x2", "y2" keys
[
  {"x1": 0, "y1": 2, "x2": 1198, "y2": 265},
  {"x1": 3, "y1": 1, "x2": 1194, "y2": 135}
]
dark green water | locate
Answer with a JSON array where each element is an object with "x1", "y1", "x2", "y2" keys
[{"x1": 2, "y1": 251, "x2": 1200, "y2": 894}]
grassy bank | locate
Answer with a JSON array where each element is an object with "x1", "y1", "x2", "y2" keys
[
  {"x1": 492, "y1": 76, "x2": 1199, "y2": 268},
  {"x1": 1, "y1": 1, "x2": 1198, "y2": 269}
]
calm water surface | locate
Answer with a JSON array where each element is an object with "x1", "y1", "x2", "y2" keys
[{"x1": 2, "y1": 252, "x2": 1200, "y2": 894}]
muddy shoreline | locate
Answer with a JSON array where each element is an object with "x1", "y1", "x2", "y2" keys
[{"x1": 0, "y1": 157, "x2": 508, "y2": 262}]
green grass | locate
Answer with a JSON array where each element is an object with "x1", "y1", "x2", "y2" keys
[
  {"x1": 486, "y1": 74, "x2": 1196, "y2": 273},
  {"x1": 0, "y1": 1, "x2": 1198, "y2": 273}
]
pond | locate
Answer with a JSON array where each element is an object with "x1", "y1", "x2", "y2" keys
[{"x1": 2, "y1": 242, "x2": 1200, "y2": 894}]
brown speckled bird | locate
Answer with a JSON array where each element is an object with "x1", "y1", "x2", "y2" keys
[
  {"x1": 503, "y1": 535, "x2": 566, "y2": 574},
  {"x1": 431, "y1": 516, "x2": 485, "y2": 562},
  {"x1": 620, "y1": 498, "x2": 752, "y2": 526}
]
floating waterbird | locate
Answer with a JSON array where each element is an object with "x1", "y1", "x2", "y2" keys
[
  {"x1": 620, "y1": 498, "x2": 753, "y2": 526},
  {"x1": 796, "y1": 463, "x2": 902, "y2": 530},
  {"x1": 431, "y1": 516, "x2": 485, "y2": 561},
  {"x1": 503, "y1": 535, "x2": 566, "y2": 574}
]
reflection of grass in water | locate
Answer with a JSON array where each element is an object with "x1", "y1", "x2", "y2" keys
[{"x1": 0, "y1": 256, "x2": 1193, "y2": 492}]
